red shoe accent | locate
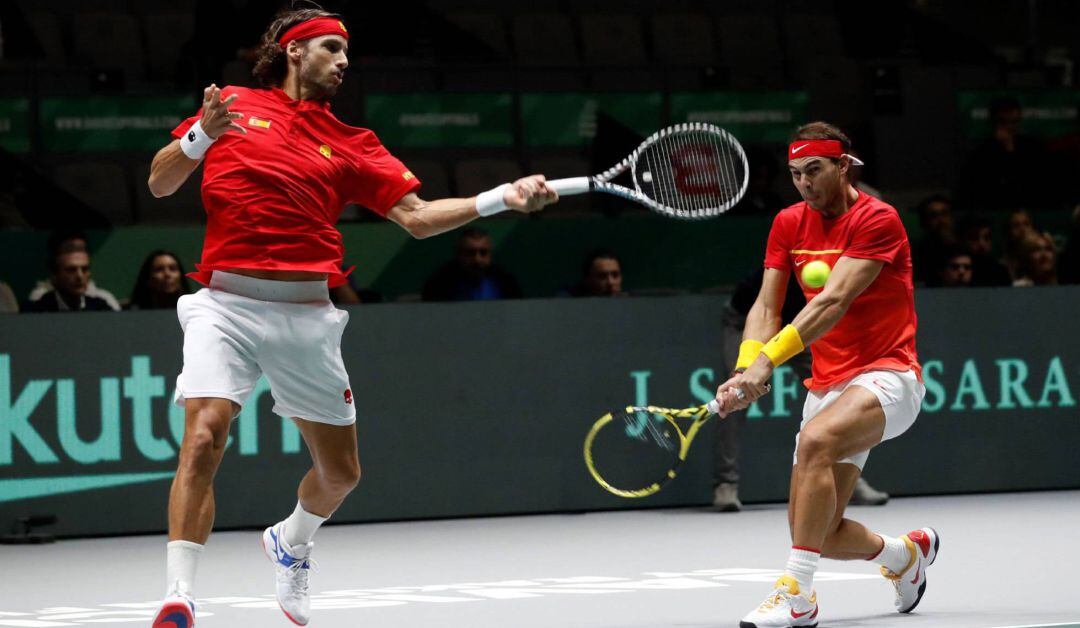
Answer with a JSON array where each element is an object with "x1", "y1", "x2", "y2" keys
[
  {"x1": 909, "y1": 564, "x2": 922, "y2": 585},
  {"x1": 811, "y1": 606, "x2": 819, "y2": 619},
  {"x1": 907, "y1": 529, "x2": 932, "y2": 556},
  {"x1": 791, "y1": 607, "x2": 815, "y2": 619}
]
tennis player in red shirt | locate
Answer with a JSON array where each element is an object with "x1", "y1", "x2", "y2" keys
[
  {"x1": 146, "y1": 6, "x2": 557, "y2": 627},
  {"x1": 714, "y1": 122, "x2": 938, "y2": 628}
]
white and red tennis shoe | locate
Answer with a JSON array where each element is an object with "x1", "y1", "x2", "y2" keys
[
  {"x1": 739, "y1": 574, "x2": 819, "y2": 628},
  {"x1": 882, "y1": 527, "x2": 940, "y2": 613}
]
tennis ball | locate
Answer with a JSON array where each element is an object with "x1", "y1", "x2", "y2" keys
[{"x1": 801, "y1": 260, "x2": 831, "y2": 288}]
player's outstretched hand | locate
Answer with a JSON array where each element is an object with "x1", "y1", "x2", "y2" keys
[
  {"x1": 199, "y1": 84, "x2": 247, "y2": 139},
  {"x1": 505, "y1": 174, "x2": 559, "y2": 213}
]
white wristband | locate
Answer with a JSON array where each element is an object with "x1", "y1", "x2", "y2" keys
[
  {"x1": 475, "y1": 183, "x2": 511, "y2": 217},
  {"x1": 179, "y1": 120, "x2": 216, "y2": 160}
]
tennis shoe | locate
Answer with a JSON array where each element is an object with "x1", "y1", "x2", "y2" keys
[
  {"x1": 263, "y1": 522, "x2": 315, "y2": 626},
  {"x1": 739, "y1": 574, "x2": 818, "y2": 627},
  {"x1": 882, "y1": 527, "x2": 939, "y2": 613},
  {"x1": 151, "y1": 587, "x2": 195, "y2": 628}
]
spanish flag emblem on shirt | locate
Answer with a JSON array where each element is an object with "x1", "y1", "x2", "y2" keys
[{"x1": 247, "y1": 117, "x2": 271, "y2": 129}]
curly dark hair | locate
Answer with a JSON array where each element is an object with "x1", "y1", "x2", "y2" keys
[{"x1": 252, "y1": 4, "x2": 343, "y2": 88}]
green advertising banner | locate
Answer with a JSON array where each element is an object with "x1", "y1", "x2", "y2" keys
[
  {"x1": 0, "y1": 98, "x2": 30, "y2": 153},
  {"x1": 2, "y1": 288, "x2": 1078, "y2": 537},
  {"x1": 364, "y1": 93, "x2": 513, "y2": 147},
  {"x1": 40, "y1": 96, "x2": 195, "y2": 152},
  {"x1": 670, "y1": 91, "x2": 808, "y2": 143},
  {"x1": 957, "y1": 89, "x2": 1080, "y2": 139},
  {"x1": 521, "y1": 92, "x2": 663, "y2": 146}
]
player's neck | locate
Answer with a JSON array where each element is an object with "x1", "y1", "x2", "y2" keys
[
  {"x1": 818, "y1": 185, "x2": 860, "y2": 219},
  {"x1": 280, "y1": 74, "x2": 310, "y2": 102}
]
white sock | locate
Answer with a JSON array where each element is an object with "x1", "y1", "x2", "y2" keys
[
  {"x1": 283, "y1": 501, "x2": 329, "y2": 547},
  {"x1": 870, "y1": 534, "x2": 913, "y2": 574},
  {"x1": 784, "y1": 546, "x2": 820, "y2": 595},
  {"x1": 166, "y1": 540, "x2": 204, "y2": 596}
]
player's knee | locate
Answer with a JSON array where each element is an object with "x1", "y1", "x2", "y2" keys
[
  {"x1": 181, "y1": 412, "x2": 230, "y2": 463},
  {"x1": 321, "y1": 459, "x2": 361, "y2": 492},
  {"x1": 796, "y1": 429, "x2": 837, "y2": 467}
]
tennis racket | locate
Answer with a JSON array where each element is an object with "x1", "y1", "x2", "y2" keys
[
  {"x1": 546, "y1": 122, "x2": 749, "y2": 220},
  {"x1": 584, "y1": 387, "x2": 767, "y2": 498}
]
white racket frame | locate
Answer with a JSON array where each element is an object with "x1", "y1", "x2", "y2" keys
[{"x1": 546, "y1": 122, "x2": 750, "y2": 220}]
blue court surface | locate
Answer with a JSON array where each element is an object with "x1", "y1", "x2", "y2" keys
[{"x1": 2, "y1": 490, "x2": 1076, "y2": 627}]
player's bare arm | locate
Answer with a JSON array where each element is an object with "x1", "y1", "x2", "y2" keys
[
  {"x1": 721, "y1": 256, "x2": 883, "y2": 412},
  {"x1": 148, "y1": 84, "x2": 246, "y2": 198},
  {"x1": 385, "y1": 174, "x2": 558, "y2": 239}
]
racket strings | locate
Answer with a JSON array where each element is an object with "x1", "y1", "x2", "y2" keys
[{"x1": 635, "y1": 128, "x2": 746, "y2": 217}]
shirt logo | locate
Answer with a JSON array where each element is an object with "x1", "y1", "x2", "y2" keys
[
  {"x1": 402, "y1": 171, "x2": 414, "y2": 181},
  {"x1": 247, "y1": 117, "x2": 271, "y2": 129},
  {"x1": 319, "y1": 144, "x2": 332, "y2": 159},
  {"x1": 344, "y1": 389, "x2": 353, "y2": 405}
]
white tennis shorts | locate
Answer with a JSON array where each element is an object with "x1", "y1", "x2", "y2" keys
[
  {"x1": 793, "y1": 369, "x2": 924, "y2": 470},
  {"x1": 173, "y1": 271, "x2": 356, "y2": 425}
]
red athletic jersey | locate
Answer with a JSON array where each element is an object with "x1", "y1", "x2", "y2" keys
[
  {"x1": 171, "y1": 86, "x2": 421, "y2": 287},
  {"x1": 764, "y1": 191, "x2": 921, "y2": 390}
]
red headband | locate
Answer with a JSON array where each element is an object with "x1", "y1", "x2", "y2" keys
[
  {"x1": 278, "y1": 17, "x2": 349, "y2": 48},
  {"x1": 788, "y1": 139, "x2": 865, "y2": 165}
]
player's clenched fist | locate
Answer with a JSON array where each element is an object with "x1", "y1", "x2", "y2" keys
[
  {"x1": 505, "y1": 174, "x2": 559, "y2": 213},
  {"x1": 199, "y1": 84, "x2": 247, "y2": 139}
]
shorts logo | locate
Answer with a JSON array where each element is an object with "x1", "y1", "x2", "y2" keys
[
  {"x1": 319, "y1": 144, "x2": 332, "y2": 159},
  {"x1": 344, "y1": 389, "x2": 353, "y2": 404}
]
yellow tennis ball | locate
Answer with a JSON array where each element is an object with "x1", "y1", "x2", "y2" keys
[{"x1": 801, "y1": 260, "x2": 831, "y2": 288}]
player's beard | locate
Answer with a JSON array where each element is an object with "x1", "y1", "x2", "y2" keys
[{"x1": 299, "y1": 61, "x2": 339, "y2": 102}]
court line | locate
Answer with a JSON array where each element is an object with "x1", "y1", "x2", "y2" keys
[{"x1": 985, "y1": 622, "x2": 1080, "y2": 628}]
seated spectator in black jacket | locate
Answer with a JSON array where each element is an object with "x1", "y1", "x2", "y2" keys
[
  {"x1": 957, "y1": 215, "x2": 1011, "y2": 287},
  {"x1": 128, "y1": 250, "x2": 192, "y2": 310},
  {"x1": 28, "y1": 230, "x2": 121, "y2": 310},
  {"x1": 560, "y1": 249, "x2": 625, "y2": 297},
  {"x1": 422, "y1": 228, "x2": 522, "y2": 301},
  {"x1": 23, "y1": 241, "x2": 112, "y2": 312},
  {"x1": 935, "y1": 246, "x2": 973, "y2": 288},
  {"x1": 912, "y1": 194, "x2": 956, "y2": 286}
]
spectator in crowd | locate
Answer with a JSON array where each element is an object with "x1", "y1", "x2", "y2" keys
[
  {"x1": 1059, "y1": 203, "x2": 1080, "y2": 284},
  {"x1": 935, "y1": 246, "x2": 973, "y2": 288},
  {"x1": 712, "y1": 267, "x2": 889, "y2": 512},
  {"x1": 957, "y1": 214, "x2": 1011, "y2": 286},
  {"x1": 912, "y1": 194, "x2": 956, "y2": 286},
  {"x1": 422, "y1": 228, "x2": 522, "y2": 301},
  {"x1": 128, "y1": 250, "x2": 192, "y2": 310},
  {"x1": 22, "y1": 240, "x2": 113, "y2": 313},
  {"x1": 1012, "y1": 231, "x2": 1059, "y2": 286},
  {"x1": 0, "y1": 281, "x2": 17, "y2": 313},
  {"x1": 560, "y1": 249, "x2": 625, "y2": 297},
  {"x1": 959, "y1": 97, "x2": 1052, "y2": 211},
  {"x1": 28, "y1": 231, "x2": 121, "y2": 310},
  {"x1": 1001, "y1": 208, "x2": 1035, "y2": 279}
]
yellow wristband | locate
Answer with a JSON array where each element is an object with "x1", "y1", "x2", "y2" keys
[
  {"x1": 735, "y1": 340, "x2": 765, "y2": 371},
  {"x1": 761, "y1": 324, "x2": 805, "y2": 367}
]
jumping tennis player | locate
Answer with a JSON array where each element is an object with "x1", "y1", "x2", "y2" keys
[
  {"x1": 713, "y1": 122, "x2": 938, "y2": 628},
  {"x1": 146, "y1": 7, "x2": 556, "y2": 627}
]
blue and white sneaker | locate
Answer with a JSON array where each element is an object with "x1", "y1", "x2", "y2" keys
[
  {"x1": 151, "y1": 587, "x2": 196, "y2": 628},
  {"x1": 262, "y1": 523, "x2": 314, "y2": 626}
]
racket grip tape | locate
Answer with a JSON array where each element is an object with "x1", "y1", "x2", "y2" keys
[{"x1": 546, "y1": 177, "x2": 592, "y2": 196}]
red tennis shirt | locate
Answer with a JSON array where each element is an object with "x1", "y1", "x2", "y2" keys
[
  {"x1": 764, "y1": 190, "x2": 921, "y2": 390},
  {"x1": 172, "y1": 86, "x2": 421, "y2": 287}
]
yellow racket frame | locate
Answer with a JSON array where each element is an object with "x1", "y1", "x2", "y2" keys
[{"x1": 583, "y1": 404, "x2": 714, "y2": 498}]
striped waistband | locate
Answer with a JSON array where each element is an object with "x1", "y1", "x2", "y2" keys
[{"x1": 209, "y1": 271, "x2": 329, "y2": 303}]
